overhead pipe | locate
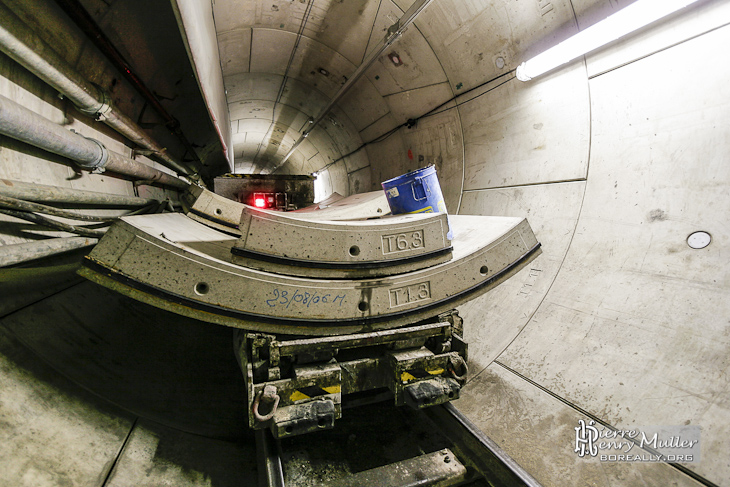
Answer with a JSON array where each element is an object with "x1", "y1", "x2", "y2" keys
[
  {"x1": 275, "y1": 0, "x2": 436, "y2": 171},
  {"x1": 52, "y1": 0, "x2": 204, "y2": 172},
  {"x1": 0, "y1": 94, "x2": 189, "y2": 191},
  {"x1": 0, "y1": 179, "x2": 156, "y2": 207},
  {"x1": 0, "y1": 237, "x2": 98, "y2": 268},
  {"x1": 0, "y1": 2, "x2": 196, "y2": 178}
]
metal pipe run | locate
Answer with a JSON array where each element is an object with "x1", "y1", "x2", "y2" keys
[
  {"x1": 0, "y1": 2, "x2": 195, "y2": 177},
  {"x1": 0, "y1": 94, "x2": 189, "y2": 191},
  {"x1": 103, "y1": 152, "x2": 189, "y2": 190},
  {"x1": 52, "y1": 0, "x2": 203, "y2": 173},
  {"x1": 0, "y1": 236, "x2": 98, "y2": 268},
  {"x1": 0, "y1": 179, "x2": 157, "y2": 207}
]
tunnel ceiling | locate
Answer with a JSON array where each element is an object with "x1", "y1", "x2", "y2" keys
[
  {"x1": 209, "y1": 0, "x2": 591, "y2": 196},
  {"x1": 3, "y1": 0, "x2": 730, "y2": 485},
  {"x1": 213, "y1": 0, "x2": 454, "y2": 176}
]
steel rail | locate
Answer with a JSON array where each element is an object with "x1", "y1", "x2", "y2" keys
[
  {"x1": 255, "y1": 429, "x2": 285, "y2": 487},
  {"x1": 423, "y1": 402, "x2": 544, "y2": 487}
]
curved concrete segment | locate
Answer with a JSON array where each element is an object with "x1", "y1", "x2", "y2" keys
[
  {"x1": 184, "y1": 187, "x2": 392, "y2": 236},
  {"x1": 78, "y1": 213, "x2": 540, "y2": 335},
  {"x1": 286, "y1": 191, "x2": 391, "y2": 221},
  {"x1": 232, "y1": 210, "x2": 453, "y2": 278},
  {"x1": 2, "y1": 0, "x2": 729, "y2": 485}
]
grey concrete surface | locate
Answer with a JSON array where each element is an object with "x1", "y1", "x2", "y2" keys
[
  {"x1": 104, "y1": 420, "x2": 257, "y2": 487},
  {"x1": 0, "y1": 322, "x2": 259, "y2": 486},
  {"x1": 492, "y1": 24, "x2": 730, "y2": 483},
  {"x1": 0, "y1": 324, "x2": 134, "y2": 486},
  {"x1": 0, "y1": 0, "x2": 728, "y2": 486},
  {"x1": 1, "y1": 281, "x2": 249, "y2": 438},
  {"x1": 456, "y1": 364, "x2": 706, "y2": 487}
]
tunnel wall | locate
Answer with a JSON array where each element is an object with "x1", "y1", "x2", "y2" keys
[
  {"x1": 459, "y1": 22, "x2": 730, "y2": 483},
  {"x1": 0, "y1": 3, "x2": 227, "y2": 483},
  {"x1": 346, "y1": 1, "x2": 729, "y2": 485},
  {"x1": 0, "y1": 0, "x2": 180, "y2": 313},
  {"x1": 1, "y1": 1, "x2": 728, "y2": 485}
]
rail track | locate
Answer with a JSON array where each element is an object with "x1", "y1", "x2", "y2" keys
[{"x1": 256, "y1": 400, "x2": 542, "y2": 487}]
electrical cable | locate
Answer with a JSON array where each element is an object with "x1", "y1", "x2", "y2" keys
[
  {"x1": 421, "y1": 69, "x2": 515, "y2": 119},
  {"x1": 0, "y1": 197, "x2": 165, "y2": 238},
  {"x1": 0, "y1": 208, "x2": 107, "y2": 237},
  {"x1": 323, "y1": 70, "x2": 517, "y2": 170},
  {"x1": 0, "y1": 194, "x2": 120, "y2": 222},
  {"x1": 422, "y1": 73, "x2": 516, "y2": 119},
  {"x1": 0, "y1": 194, "x2": 161, "y2": 221}
]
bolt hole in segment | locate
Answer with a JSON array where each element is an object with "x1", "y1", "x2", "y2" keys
[
  {"x1": 194, "y1": 282, "x2": 209, "y2": 295},
  {"x1": 358, "y1": 301, "x2": 369, "y2": 312},
  {"x1": 215, "y1": 208, "x2": 222, "y2": 215},
  {"x1": 349, "y1": 245, "x2": 360, "y2": 256},
  {"x1": 479, "y1": 265, "x2": 488, "y2": 276},
  {"x1": 687, "y1": 231, "x2": 711, "y2": 249}
]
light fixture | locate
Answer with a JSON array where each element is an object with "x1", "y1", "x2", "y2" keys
[
  {"x1": 516, "y1": 0, "x2": 700, "y2": 81},
  {"x1": 388, "y1": 52, "x2": 403, "y2": 66},
  {"x1": 253, "y1": 192, "x2": 271, "y2": 209}
]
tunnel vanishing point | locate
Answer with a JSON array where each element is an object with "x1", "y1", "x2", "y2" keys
[{"x1": 0, "y1": 0, "x2": 728, "y2": 486}]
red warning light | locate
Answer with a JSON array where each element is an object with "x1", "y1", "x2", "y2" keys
[{"x1": 251, "y1": 192, "x2": 285, "y2": 210}]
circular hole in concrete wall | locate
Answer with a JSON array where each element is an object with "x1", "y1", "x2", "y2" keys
[
  {"x1": 194, "y1": 282, "x2": 210, "y2": 295},
  {"x1": 214, "y1": 208, "x2": 222, "y2": 215},
  {"x1": 479, "y1": 265, "x2": 489, "y2": 276},
  {"x1": 349, "y1": 245, "x2": 360, "y2": 256},
  {"x1": 687, "y1": 231, "x2": 711, "y2": 249},
  {"x1": 358, "y1": 301, "x2": 369, "y2": 312}
]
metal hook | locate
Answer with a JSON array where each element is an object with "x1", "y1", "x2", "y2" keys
[
  {"x1": 252, "y1": 385, "x2": 280, "y2": 422},
  {"x1": 447, "y1": 355, "x2": 469, "y2": 383}
]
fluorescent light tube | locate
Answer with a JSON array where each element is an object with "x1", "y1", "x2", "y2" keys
[{"x1": 516, "y1": 0, "x2": 700, "y2": 81}]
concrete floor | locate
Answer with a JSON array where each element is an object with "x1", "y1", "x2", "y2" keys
[{"x1": 1, "y1": 0, "x2": 728, "y2": 485}]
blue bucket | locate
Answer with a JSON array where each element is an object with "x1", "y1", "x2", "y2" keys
[{"x1": 381, "y1": 165, "x2": 452, "y2": 239}]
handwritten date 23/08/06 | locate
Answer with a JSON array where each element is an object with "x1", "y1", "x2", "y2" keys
[{"x1": 266, "y1": 289, "x2": 346, "y2": 309}]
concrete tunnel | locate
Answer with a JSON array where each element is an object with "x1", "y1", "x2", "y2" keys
[{"x1": 0, "y1": 0, "x2": 727, "y2": 485}]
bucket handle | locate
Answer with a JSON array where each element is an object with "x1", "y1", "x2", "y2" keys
[{"x1": 412, "y1": 177, "x2": 430, "y2": 201}]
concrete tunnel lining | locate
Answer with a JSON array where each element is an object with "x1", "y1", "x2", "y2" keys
[{"x1": 0, "y1": 0, "x2": 729, "y2": 485}]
